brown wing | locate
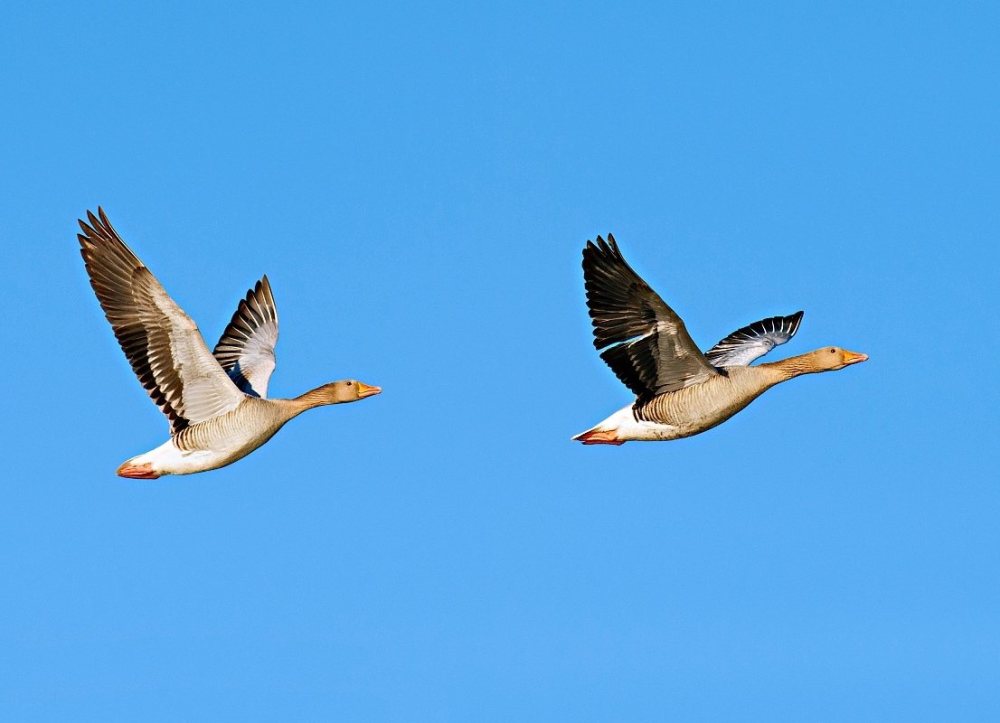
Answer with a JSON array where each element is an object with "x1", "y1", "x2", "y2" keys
[
  {"x1": 582, "y1": 234, "x2": 720, "y2": 399},
  {"x1": 78, "y1": 208, "x2": 245, "y2": 434},
  {"x1": 213, "y1": 276, "x2": 279, "y2": 398}
]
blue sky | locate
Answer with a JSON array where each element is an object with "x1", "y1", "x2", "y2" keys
[{"x1": 1, "y1": 1, "x2": 998, "y2": 720}]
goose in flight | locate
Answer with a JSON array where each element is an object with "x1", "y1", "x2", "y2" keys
[
  {"x1": 573, "y1": 234, "x2": 867, "y2": 445},
  {"x1": 78, "y1": 208, "x2": 381, "y2": 478}
]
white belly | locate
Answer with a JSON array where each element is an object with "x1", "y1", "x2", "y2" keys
[
  {"x1": 121, "y1": 438, "x2": 246, "y2": 476},
  {"x1": 580, "y1": 404, "x2": 684, "y2": 442}
]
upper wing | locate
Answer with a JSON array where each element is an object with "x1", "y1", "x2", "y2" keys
[
  {"x1": 78, "y1": 208, "x2": 246, "y2": 434},
  {"x1": 582, "y1": 234, "x2": 720, "y2": 399},
  {"x1": 705, "y1": 311, "x2": 804, "y2": 367},
  {"x1": 212, "y1": 276, "x2": 279, "y2": 397}
]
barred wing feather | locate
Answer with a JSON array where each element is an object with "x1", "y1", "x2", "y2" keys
[
  {"x1": 705, "y1": 311, "x2": 804, "y2": 367},
  {"x1": 212, "y1": 276, "x2": 279, "y2": 398}
]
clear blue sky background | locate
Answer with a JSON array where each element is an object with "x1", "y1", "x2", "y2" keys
[{"x1": 1, "y1": 1, "x2": 998, "y2": 720}]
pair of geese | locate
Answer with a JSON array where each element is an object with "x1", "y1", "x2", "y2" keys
[{"x1": 79, "y1": 208, "x2": 867, "y2": 478}]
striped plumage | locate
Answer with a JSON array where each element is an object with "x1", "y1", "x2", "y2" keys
[
  {"x1": 79, "y1": 208, "x2": 381, "y2": 478},
  {"x1": 212, "y1": 276, "x2": 279, "y2": 397},
  {"x1": 79, "y1": 210, "x2": 244, "y2": 434},
  {"x1": 574, "y1": 235, "x2": 867, "y2": 444},
  {"x1": 704, "y1": 311, "x2": 804, "y2": 368},
  {"x1": 582, "y1": 235, "x2": 719, "y2": 397}
]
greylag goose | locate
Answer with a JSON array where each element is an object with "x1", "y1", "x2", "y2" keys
[
  {"x1": 573, "y1": 235, "x2": 867, "y2": 445},
  {"x1": 78, "y1": 208, "x2": 381, "y2": 478}
]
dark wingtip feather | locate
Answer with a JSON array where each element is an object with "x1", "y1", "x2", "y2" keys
[
  {"x1": 582, "y1": 233, "x2": 621, "y2": 265},
  {"x1": 602, "y1": 233, "x2": 618, "y2": 255},
  {"x1": 79, "y1": 207, "x2": 113, "y2": 243},
  {"x1": 789, "y1": 310, "x2": 804, "y2": 336}
]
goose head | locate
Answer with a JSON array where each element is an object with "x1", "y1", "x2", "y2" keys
[
  {"x1": 324, "y1": 380, "x2": 382, "y2": 403},
  {"x1": 806, "y1": 346, "x2": 869, "y2": 371}
]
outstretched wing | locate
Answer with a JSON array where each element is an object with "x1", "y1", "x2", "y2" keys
[
  {"x1": 582, "y1": 234, "x2": 720, "y2": 399},
  {"x1": 212, "y1": 276, "x2": 279, "y2": 397},
  {"x1": 78, "y1": 208, "x2": 246, "y2": 434},
  {"x1": 705, "y1": 311, "x2": 804, "y2": 367}
]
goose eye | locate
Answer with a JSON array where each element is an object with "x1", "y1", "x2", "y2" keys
[
  {"x1": 346, "y1": 381, "x2": 353, "y2": 386},
  {"x1": 829, "y1": 348, "x2": 835, "y2": 354}
]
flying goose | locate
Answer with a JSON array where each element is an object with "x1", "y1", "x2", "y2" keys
[
  {"x1": 79, "y1": 208, "x2": 381, "y2": 478},
  {"x1": 573, "y1": 234, "x2": 867, "y2": 444}
]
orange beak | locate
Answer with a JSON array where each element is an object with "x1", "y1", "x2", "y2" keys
[
  {"x1": 842, "y1": 350, "x2": 869, "y2": 365},
  {"x1": 355, "y1": 381, "x2": 382, "y2": 399}
]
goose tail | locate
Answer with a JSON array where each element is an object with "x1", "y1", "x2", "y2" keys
[{"x1": 572, "y1": 427, "x2": 625, "y2": 445}]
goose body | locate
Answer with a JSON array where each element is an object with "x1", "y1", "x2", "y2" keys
[
  {"x1": 78, "y1": 208, "x2": 381, "y2": 478},
  {"x1": 117, "y1": 397, "x2": 300, "y2": 477},
  {"x1": 574, "y1": 235, "x2": 867, "y2": 445}
]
